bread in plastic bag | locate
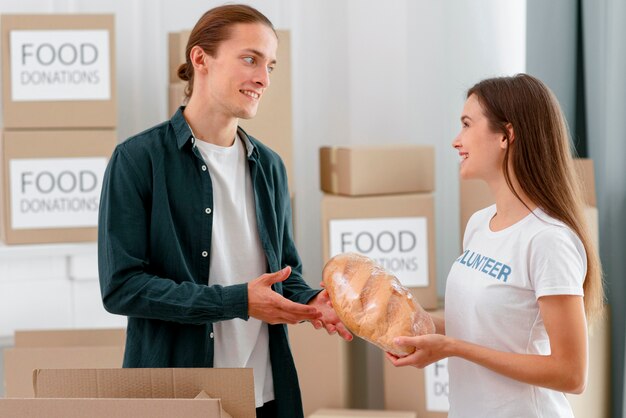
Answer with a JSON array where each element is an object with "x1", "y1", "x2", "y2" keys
[{"x1": 322, "y1": 252, "x2": 435, "y2": 356}]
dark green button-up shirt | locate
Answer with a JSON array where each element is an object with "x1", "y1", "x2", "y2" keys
[{"x1": 98, "y1": 108, "x2": 319, "y2": 417}]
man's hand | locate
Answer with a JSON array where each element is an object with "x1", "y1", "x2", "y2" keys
[
  {"x1": 248, "y1": 266, "x2": 322, "y2": 324},
  {"x1": 307, "y1": 289, "x2": 353, "y2": 341}
]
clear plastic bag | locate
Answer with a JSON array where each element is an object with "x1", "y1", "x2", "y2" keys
[{"x1": 322, "y1": 252, "x2": 435, "y2": 356}]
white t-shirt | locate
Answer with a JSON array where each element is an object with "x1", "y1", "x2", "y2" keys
[
  {"x1": 194, "y1": 134, "x2": 274, "y2": 408},
  {"x1": 445, "y1": 205, "x2": 586, "y2": 418}
]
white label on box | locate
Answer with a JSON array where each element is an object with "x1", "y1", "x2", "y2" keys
[
  {"x1": 425, "y1": 359, "x2": 450, "y2": 412},
  {"x1": 10, "y1": 30, "x2": 111, "y2": 101},
  {"x1": 10, "y1": 157, "x2": 107, "y2": 229},
  {"x1": 329, "y1": 217, "x2": 429, "y2": 287}
]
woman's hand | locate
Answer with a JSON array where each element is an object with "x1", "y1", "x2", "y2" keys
[{"x1": 385, "y1": 334, "x2": 451, "y2": 368}]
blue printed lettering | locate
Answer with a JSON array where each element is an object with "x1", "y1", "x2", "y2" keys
[
  {"x1": 457, "y1": 250, "x2": 470, "y2": 265},
  {"x1": 481, "y1": 258, "x2": 495, "y2": 274},
  {"x1": 489, "y1": 262, "x2": 502, "y2": 278},
  {"x1": 498, "y1": 264, "x2": 512, "y2": 282},
  {"x1": 456, "y1": 248, "x2": 512, "y2": 283}
]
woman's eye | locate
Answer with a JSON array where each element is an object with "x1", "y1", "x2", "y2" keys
[
  {"x1": 268, "y1": 66, "x2": 275, "y2": 74},
  {"x1": 243, "y1": 57, "x2": 255, "y2": 64}
]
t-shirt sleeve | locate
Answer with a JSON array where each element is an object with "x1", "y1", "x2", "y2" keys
[{"x1": 529, "y1": 226, "x2": 586, "y2": 299}]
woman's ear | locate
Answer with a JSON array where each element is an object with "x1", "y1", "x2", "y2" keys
[{"x1": 500, "y1": 123, "x2": 515, "y2": 149}]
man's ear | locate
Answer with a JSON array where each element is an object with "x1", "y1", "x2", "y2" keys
[{"x1": 189, "y1": 46, "x2": 208, "y2": 73}]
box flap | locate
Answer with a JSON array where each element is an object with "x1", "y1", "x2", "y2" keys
[
  {"x1": 194, "y1": 391, "x2": 233, "y2": 418},
  {"x1": 33, "y1": 368, "x2": 254, "y2": 418}
]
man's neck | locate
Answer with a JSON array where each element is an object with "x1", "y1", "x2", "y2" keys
[{"x1": 183, "y1": 99, "x2": 238, "y2": 147}]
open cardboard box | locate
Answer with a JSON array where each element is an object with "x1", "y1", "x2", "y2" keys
[{"x1": 0, "y1": 368, "x2": 255, "y2": 417}]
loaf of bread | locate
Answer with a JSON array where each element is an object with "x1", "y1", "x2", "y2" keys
[{"x1": 322, "y1": 253, "x2": 435, "y2": 356}]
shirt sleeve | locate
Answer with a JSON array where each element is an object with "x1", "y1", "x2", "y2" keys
[
  {"x1": 98, "y1": 145, "x2": 249, "y2": 324},
  {"x1": 529, "y1": 226, "x2": 586, "y2": 299}
]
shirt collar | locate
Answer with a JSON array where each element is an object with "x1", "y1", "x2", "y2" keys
[
  {"x1": 171, "y1": 106, "x2": 193, "y2": 150},
  {"x1": 171, "y1": 106, "x2": 257, "y2": 159},
  {"x1": 236, "y1": 126, "x2": 256, "y2": 158}
]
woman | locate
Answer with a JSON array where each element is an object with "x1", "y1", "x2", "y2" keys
[{"x1": 387, "y1": 74, "x2": 603, "y2": 417}]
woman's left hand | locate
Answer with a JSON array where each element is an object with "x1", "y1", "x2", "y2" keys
[{"x1": 385, "y1": 334, "x2": 451, "y2": 368}]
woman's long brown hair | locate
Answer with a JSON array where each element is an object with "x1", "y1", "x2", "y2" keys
[{"x1": 468, "y1": 74, "x2": 604, "y2": 322}]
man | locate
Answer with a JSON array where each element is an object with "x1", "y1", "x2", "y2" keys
[{"x1": 98, "y1": 5, "x2": 351, "y2": 418}]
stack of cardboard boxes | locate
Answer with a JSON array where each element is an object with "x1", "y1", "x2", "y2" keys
[
  {"x1": 316, "y1": 144, "x2": 438, "y2": 416},
  {"x1": 0, "y1": 14, "x2": 117, "y2": 245}
]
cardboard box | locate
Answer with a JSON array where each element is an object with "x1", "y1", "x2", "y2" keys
[
  {"x1": 383, "y1": 309, "x2": 448, "y2": 418},
  {"x1": 574, "y1": 158, "x2": 596, "y2": 207},
  {"x1": 585, "y1": 206, "x2": 599, "y2": 250},
  {"x1": 321, "y1": 193, "x2": 437, "y2": 310},
  {"x1": 1, "y1": 15, "x2": 116, "y2": 129},
  {"x1": 4, "y1": 346, "x2": 124, "y2": 397},
  {"x1": 309, "y1": 409, "x2": 416, "y2": 418},
  {"x1": 4, "y1": 328, "x2": 126, "y2": 397},
  {"x1": 168, "y1": 30, "x2": 294, "y2": 191},
  {"x1": 168, "y1": 81, "x2": 186, "y2": 116},
  {"x1": 0, "y1": 398, "x2": 230, "y2": 418},
  {"x1": 168, "y1": 30, "x2": 191, "y2": 83},
  {"x1": 567, "y1": 307, "x2": 610, "y2": 418},
  {"x1": 320, "y1": 146, "x2": 435, "y2": 196},
  {"x1": 1, "y1": 129, "x2": 116, "y2": 244},
  {"x1": 459, "y1": 177, "x2": 492, "y2": 237},
  {"x1": 14, "y1": 328, "x2": 125, "y2": 348},
  {"x1": 289, "y1": 323, "x2": 350, "y2": 416},
  {"x1": 33, "y1": 368, "x2": 254, "y2": 417}
]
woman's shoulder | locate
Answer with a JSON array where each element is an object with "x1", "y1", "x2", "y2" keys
[{"x1": 528, "y1": 208, "x2": 585, "y2": 255}]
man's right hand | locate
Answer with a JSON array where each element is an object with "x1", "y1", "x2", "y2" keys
[{"x1": 248, "y1": 266, "x2": 322, "y2": 324}]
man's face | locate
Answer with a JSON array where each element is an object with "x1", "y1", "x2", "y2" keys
[{"x1": 202, "y1": 23, "x2": 277, "y2": 120}]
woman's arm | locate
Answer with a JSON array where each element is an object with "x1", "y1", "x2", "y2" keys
[{"x1": 387, "y1": 295, "x2": 587, "y2": 394}]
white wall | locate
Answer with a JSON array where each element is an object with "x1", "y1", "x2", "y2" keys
[
  {"x1": 289, "y1": 0, "x2": 526, "y2": 295},
  {"x1": 0, "y1": 0, "x2": 526, "y2": 316}
]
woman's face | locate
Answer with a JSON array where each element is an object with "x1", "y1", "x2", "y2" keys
[{"x1": 452, "y1": 94, "x2": 507, "y2": 181}]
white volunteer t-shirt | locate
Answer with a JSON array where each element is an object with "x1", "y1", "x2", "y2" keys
[
  {"x1": 194, "y1": 133, "x2": 274, "y2": 408},
  {"x1": 445, "y1": 205, "x2": 586, "y2": 418}
]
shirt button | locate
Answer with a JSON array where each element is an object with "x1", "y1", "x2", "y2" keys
[
  {"x1": 209, "y1": 332, "x2": 214, "y2": 338},
  {"x1": 205, "y1": 208, "x2": 212, "y2": 215},
  {"x1": 201, "y1": 165, "x2": 207, "y2": 171},
  {"x1": 201, "y1": 251, "x2": 208, "y2": 257},
  {"x1": 191, "y1": 138, "x2": 195, "y2": 144}
]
